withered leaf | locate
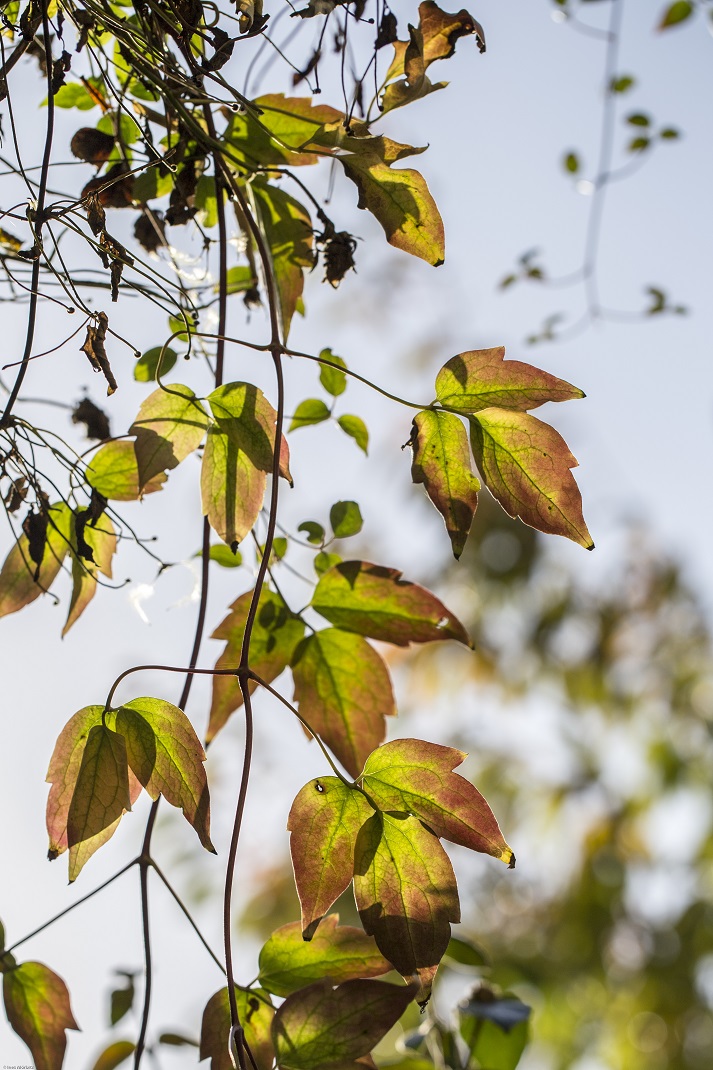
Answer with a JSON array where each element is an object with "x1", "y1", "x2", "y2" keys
[{"x1": 80, "y1": 312, "x2": 117, "y2": 395}]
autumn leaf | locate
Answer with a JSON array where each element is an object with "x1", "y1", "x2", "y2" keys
[
  {"x1": 115, "y1": 698, "x2": 214, "y2": 852},
  {"x1": 200, "y1": 986, "x2": 275, "y2": 1070},
  {"x1": 129, "y1": 383, "x2": 210, "y2": 491},
  {"x1": 253, "y1": 181, "x2": 314, "y2": 338},
  {"x1": 288, "y1": 777, "x2": 374, "y2": 939},
  {"x1": 410, "y1": 410, "x2": 479, "y2": 558},
  {"x1": 202, "y1": 382, "x2": 291, "y2": 549},
  {"x1": 87, "y1": 440, "x2": 166, "y2": 500},
  {"x1": 434, "y1": 347, "x2": 585, "y2": 413},
  {"x1": 353, "y1": 812, "x2": 460, "y2": 1004},
  {"x1": 0, "y1": 502, "x2": 72, "y2": 617},
  {"x1": 292, "y1": 629, "x2": 396, "y2": 778},
  {"x1": 66, "y1": 725, "x2": 131, "y2": 849},
  {"x1": 361, "y1": 739, "x2": 514, "y2": 865},
  {"x1": 272, "y1": 978, "x2": 415, "y2": 1070},
  {"x1": 208, "y1": 587, "x2": 305, "y2": 742},
  {"x1": 2, "y1": 961, "x2": 79, "y2": 1070},
  {"x1": 468, "y1": 408, "x2": 594, "y2": 548},
  {"x1": 63, "y1": 514, "x2": 116, "y2": 636},
  {"x1": 258, "y1": 915, "x2": 391, "y2": 997},
  {"x1": 226, "y1": 93, "x2": 341, "y2": 168},
  {"x1": 311, "y1": 561, "x2": 471, "y2": 647}
]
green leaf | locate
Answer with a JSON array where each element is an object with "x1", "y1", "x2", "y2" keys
[
  {"x1": 3, "y1": 962, "x2": 79, "y2": 1070},
  {"x1": 312, "y1": 560, "x2": 471, "y2": 647},
  {"x1": 272, "y1": 978, "x2": 415, "y2": 1070},
  {"x1": 115, "y1": 698, "x2": 214, "y2": 852},
  {"x1": 202, "y1": 382, "x2": 291, "y2": 549},
  {"x1": 226, "y1": 93, "x2": 342, "y2": 169},
  {"x1": 627, "y1": 112, "x2": 651, "y2": 127},
  {"x1": 200, "y1": 987, "x2": 275, "y2": 1070},
  {"x1": 158, "y1": 1032, "x2": 199, "y2": 1046},
  {"x1": 298, "y1": 521, "x2": 325, "y2": 545},
  {"x1": 208, "y1": 544, "x2": 243, "y2": 567},
  {"x1": 132, "y1": 166, "x2": 174, "y2": 203},
  {"x1": 444, "y1": 935, "x2": 489, "y2": 968},
  {"x1": 628, "y1": 135, "x2": 651, "y2": 152},
  {"x1": 459, "y1": 990, "x2": 531, "y2": 1070},
  {"x1": 660, "y1": 126, "x2": 681, "y2": 140},
  {"x1": 209, "y1": 587, "x2": 305, "y2": 741},
  {"x1": 129, "y1": 383, "x2": 210, "y2": 491},
  {"x1": 315, "y1": 551, "x2": 343, "y2": 575},
  {"x1": 0, "y1": 502, "x2": 72, "y2": 617},
  {"x1": 63, "y1": 514, "x2": 116, "y2": 636},
  {"x1": 110, "y1": 977, "x2": 134, "y2": 1025},
  {"x1": 46, "y1": 707, "x2": 142, "y2": 879},
  {"x1": 434, "y1": 346, "x2": 585, "y2": 413},
  {"x1": 658, "y1": 1, "x2": 694, "y2": 29},
  {"x1": 224, "y1": 265, "x2": 257, "y2": 294},
  {"x1": 288, "y1": 777, "x2": 374, "y2": 938},
  {"x1": 258, "y1": 915, "x2": 391, "y2": 997},
  {"x1": 53, "y1": 81, "x2": 97, "y2": 110},
  {"x1": 410, "y1": 410, "x2": 479, "y2": 559},
  {"x1": 340, "y1": 157, "x2": 444, "y2": 266},
  {"x1": 133, "y1": 346, "x2": 178, "y2": 382},
  {"x1": 338, "y1": 415, "x2": 369, "y2": 454},
  {"x1": 330, "y1": 501, "x2": 363, "y2": 539},
  {"x1": 195, "y1": 175, "x2": 220, "y2": 228},
  {"x1": 563, "y1": 152, "x2": 579, "y2": 174},
  {"x1": 468, "y1": 409, "x2": 594, "y2": 548},
  {"x1": 292, "y1": 629, "x2": 395, "y2": 777},
  {"x1": 253, "y1": 181, "x2": 314, "y2": 340},
  {"x1": 610, "y1": 74, "x2": 635, "y2": 93},
  {"x1": 319, "y1": 349, "x2": 348, "y2": 396},
  {"x1": 361, "y1": 739, "x2": 514, "y2": 865},
  {"x1": 66, "y1": 725, "x2": 131, "y2": 849},
  {"x1": 354, "y1": 812, "x2": 460, "y2": 1003},
  {"x1": 87, "y1": 440, "x2": 166, "y2": 501},
  {"x1": 91, "y1": 1040, "x2": 136, "y2": 1070},
  {"x1": 289, "y1": 399, "x2": 331, "y2": 432},
  {"x1": 97, "y1": 111, "x2": 141, "y2": 145}
]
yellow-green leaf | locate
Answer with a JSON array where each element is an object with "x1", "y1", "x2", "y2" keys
[
  {"x1": 129, "y1": 383, "x2": 209, "y2": 491},
  {"x1": 658, "y1": 1, "x2": 694, "y2": 30},
  {"x1": 311, "y1": 560, "x2": 471, "y2": 647},
  {"x1": 200, "y1": 987, "x2": 275, "y2": 1070},
  {"x1": 63, "y1": 514, "x2": 116, "y2": 636},
  {"x1": 253, "y1": 181, "x2": 314, "y2": 339},
  {"x1": 208, "y1": 587, "x2": 305, "y2": 742},
  {"x1": 361, "y1": 738, "x2": 514, "y2": 865},
  {"x1": 66, "y1": 725, "x2": 131, "y2": 850},
  {"x1": 353, "y1": 812, "x2": 460, "y2": 1003},
  {"x1": 272, "y1": 978, "x2": 415, "y2": 1070},
  {"x1": 258, "y1": 915, "x2": 391, "y2": 997},
  {"x1": 434, "y1": 346, "x2": 585, "y2": 413},
  {"x1": 91, "y1": 1040, "x2": 136, "y2": 1070},
  {"x1": 468, "y1": 408, "x2": 594, "y2": 549},
  {"x1": 133, "y1": 346, "x2": 178, "y2": 382},
  {"x1": 0, "y1": 502, "x2": 72, "y2": 617},
  {"x1": 410, "y1": 410, "x2": 479, "y2": 559},
  {"x1": 116, "y1": 697, "x2": 214, "y2": 852},
  {"x1": 3, "y1": 961, "x2": 79, "y2": 1070},
  {"x1": 288, "y1": 777, "x2": 374, "y2": 939},
  {"x1": 86, "y1": 440, "x2": 166, "y2": 500},
  {"x1": 292, "y1": 629, "x2": 395, "y2": 778}
]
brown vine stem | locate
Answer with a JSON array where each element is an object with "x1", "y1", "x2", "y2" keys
[{"x1": 0, "y1": 3, "x2": 56, "y2": 429}]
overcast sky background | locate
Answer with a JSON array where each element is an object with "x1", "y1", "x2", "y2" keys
[{"x1": 1, "y1": 0, "x2": 712, "y2": 1066}]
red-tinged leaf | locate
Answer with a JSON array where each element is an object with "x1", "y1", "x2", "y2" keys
[
  {"x1": 361, "y1": 739, "x2": 514, "y2": 865},
  {"x1": 115, "y1": 697, "x2": 214, "y2": 852},
  {"x1": 66, "y1": 725, "x2": 131, "y2": 850},
  {"x1": 200, "y1": 987, "x2": 274, "y2": 1070},
  {"x1": 353, "y1": 812, "x2": 460, "y2": 1004},
  {"x1": 3, "y1": 961, "x2": 79, "y2": 1070},
  {"x1": 311, "y1": 561, "x2": 471, "y2": 647},
  {"x1": 434, "y1": 347, "x2": 585, "y2": 413},
  {"x1": 340, "y1": 158, "x2": 444, "y2": 266},
  {"x1": 292, "y1": 630, "x2": 395, "y2": 778},
  {"x1": 258, "y1": 915, "x2": 391, "y2": 997},
  {"x1": 202, "y1": 382, "x2": 291, "y2": 548},
  {"x1": 272, "y1": 978, "x2": 415, "y2": 1070},
  {"x1": 410, "y1": 410, "x2": 479, "y2": 559},
  {"x1": 63, "y1": 515, "x2": 116, "y2": 636},
  {"x1": 253, "y1": 181, "x2": 314, "y2": 339},
  {"x1": 46, "y1": 706, "x2": 142, "y2": 880},
  {"x1": 0, "y1": 502, "x2": 72, "y2": 617},
  {"x1": 469, "y1": 409, "x2": 594, "y2": 549},
  {"x1": 208, "y1": 588, "x2": 305, "y2": 742},
  {"x1": 129, "y1": 383, "x2": 210, "y2": 491},
  {"x1": 91, "y1": 1040, "x2": 135, "y2": 1070},
  {"x1": 86, "y1": 440, "x2": 166, "y2": 501},
  {"x1": 287, "y1": 777, "x2": 374, "y2": 939}
]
